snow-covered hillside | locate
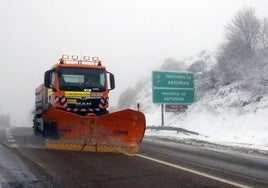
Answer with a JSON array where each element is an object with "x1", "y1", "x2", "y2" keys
[
  {"x1": 119, "y1": 50, "x2": 268, "y2": 151},
  {"x1": 145, "y1": 82, "x2": 268, "y2": 151}
]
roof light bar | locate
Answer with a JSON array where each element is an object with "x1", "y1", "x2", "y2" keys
[{"x1": 60, "y1": 55, "x2": 101, "y2": 64}]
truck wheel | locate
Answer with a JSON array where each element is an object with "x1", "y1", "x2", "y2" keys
[
  {"x1": 42, "y1": 126, "x2": 46, "y2": 137},
  {"x1": 42, "y1": 121, "x2": 48, "y2": 137},
  {"x1": 33, "y1": 122, "x2": 38, "y2": 135},
  {"x1": 33, "y1": 115, "x2": 42, "y2": 135}
]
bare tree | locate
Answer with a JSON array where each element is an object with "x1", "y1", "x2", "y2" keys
[
  {"x1": 225, "y1": 7, "x2": 261, "y2": 58},
  {"x1": 215, "y1": 6, "x2": 268, "y2": 87},
  {"x1": 260, "y1": 18, "x2": 268, "y2": 50},
  {"x1": 215, "y1": 7, "x2": 264, "y2": 83}
]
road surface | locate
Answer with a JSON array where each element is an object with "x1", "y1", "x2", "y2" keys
[{"x1": 0, "y1": 127, "x2": 268, "y2": 188}]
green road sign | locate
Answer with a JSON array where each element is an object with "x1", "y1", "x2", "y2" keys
[
  {"x1": 152, "y1": 71, "x2": 194, "y2": 89},
  {"x1": 152, "y1": 71, "x2": 195, "y2": 104},
  {"x1": 153, "y1": 88, "x2": 194, "y2": 104}
]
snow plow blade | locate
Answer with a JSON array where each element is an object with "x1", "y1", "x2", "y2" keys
[{"x1": 43, "y1": 108, "x2": 146, "y2": 153}]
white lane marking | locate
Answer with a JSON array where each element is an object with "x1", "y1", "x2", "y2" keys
[
  {"x1": 5, "y1": 130, "x2": 19, "y2": 148},
  {"x1": 10, "y1": 144, "x2": 19, "y2": 148},
  {"x1": 6, "y1": 135, "x2": 13, "y2": 139},
  {"x1": 7, "y1": 139, "x2": 15, "y2": 143},
  {"x1": 136, "y1": 154, "x2": 250, "y2": 188},
  {"x1": 124, "y1": 153, "x2": 134, "y2": 157}
]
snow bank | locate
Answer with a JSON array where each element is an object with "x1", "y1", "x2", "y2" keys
[{"x1": 145, "y1": 87, "x2": 268, "y2": 151}]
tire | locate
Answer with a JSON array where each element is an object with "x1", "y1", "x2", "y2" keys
[
  {"x1": 33, "y1": 115, "x2": 41, "y2": 135},
  {"x1": 33, "y1": 122, "x2": 38, "y2": 135}
]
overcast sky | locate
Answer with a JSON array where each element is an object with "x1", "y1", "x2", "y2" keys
[{"x1": 0, "y1": 0, "x2": 268, "y2": 126}]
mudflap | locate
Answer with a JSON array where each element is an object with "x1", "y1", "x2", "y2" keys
[{"x1": 42, "y1": 108, "x2": 146, "y2": 153}]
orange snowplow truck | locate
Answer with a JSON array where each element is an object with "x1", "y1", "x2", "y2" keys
[{"x1": 33, "y1": 55, "x2": 145, "y2": 153}]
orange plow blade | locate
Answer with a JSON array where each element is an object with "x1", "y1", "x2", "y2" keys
[{"x1": 42, "y1": 108, "x2": 146, "y2": 153}]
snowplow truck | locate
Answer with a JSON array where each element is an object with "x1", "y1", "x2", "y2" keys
[{"x1": 33, "y1": 55, "x2": 145, "y2": 153}]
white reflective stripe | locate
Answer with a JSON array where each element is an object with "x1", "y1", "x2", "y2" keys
[
  {"x1": 61, "y1": 97, "x2": 66, "y2": 103},
  {"x1": 55, "y1": 97, "x2": 59, "y2": 103}
]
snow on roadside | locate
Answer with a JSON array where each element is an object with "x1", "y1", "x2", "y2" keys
[
  {"x1": 144, "y1": 83, "x2": 268, "y2": 151},
  {"x1": 129, "y1": 50, "x2": 268, "y2": 152}
]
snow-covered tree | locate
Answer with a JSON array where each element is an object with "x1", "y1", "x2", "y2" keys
[
  {"x1": 259, "y1": 18, "x2": 268, "y2": 54},
  {"x1": 225, "y1": 7, "x2": 260, "y2": 59},
  {"x1": 117, "y1": 87, "x2": 137, "y2": 109},
  {"x1": 216, "y1": 7, "x2": 268, "y2": 84},
  {"x1": 160, "y1": 58, "x2": 186, "y2": 71}
]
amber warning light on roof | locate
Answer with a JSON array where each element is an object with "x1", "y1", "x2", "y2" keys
[{"x1": 60, "y1": 55, "x2": 101, "y2": 65}]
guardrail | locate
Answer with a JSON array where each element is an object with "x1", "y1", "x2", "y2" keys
[{"x1": 146, "y1": 125, "x2": 199, "y2": 135}]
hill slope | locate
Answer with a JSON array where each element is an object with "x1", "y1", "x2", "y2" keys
[{"x1": 117, "y1": 50, "x2": 268, "y2": 150}]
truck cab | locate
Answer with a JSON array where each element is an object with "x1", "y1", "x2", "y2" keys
[{"x1": 40, "y1": 55, "x2": 115, "y2": 116}]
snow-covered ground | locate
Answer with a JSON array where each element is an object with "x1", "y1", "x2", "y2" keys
[{"x1": 144, "y1": 94, "x2": 268, "y2": 152}]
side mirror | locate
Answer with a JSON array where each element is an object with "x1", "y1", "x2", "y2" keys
[
  {"x1": 44, "y1": 70, "x2": 52, "y2": 88},
  {"x1": 108, "y1": 72, "x2": 115, "y2": 90}
]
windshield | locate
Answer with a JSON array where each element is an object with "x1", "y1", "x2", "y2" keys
[{"x1": 58, "y1": 67, "x2": 106, "y2": 91}]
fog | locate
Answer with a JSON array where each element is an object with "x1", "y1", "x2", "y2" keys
[{"x1": 0, "y1": 0, "x2": 267, "y2": 126}]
